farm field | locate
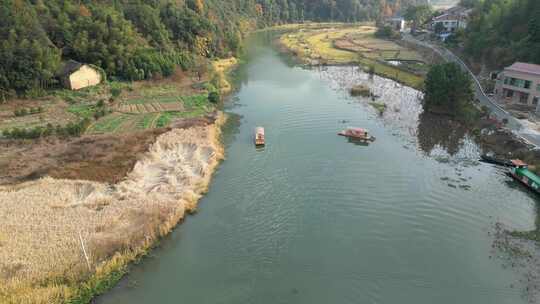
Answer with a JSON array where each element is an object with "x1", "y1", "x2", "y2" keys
[
  {"x1": 278, "y1": 24, "x2": 425, "y2": 89},
  {"x1": 1, "y1": 80, "x2": 216, "y2": 137},
  {"x1": 0, "y1": 54, "x2": 234, "y2": 139},
  {"x1": 86, "y1": 88, "x2": 214, "y2": 134}
]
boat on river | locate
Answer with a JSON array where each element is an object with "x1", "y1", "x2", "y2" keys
[
  {"x1": 338, "y1": 127, "x2": 375, "y2": 141},
  {"x1": 509, "y1": 159, "x2": 540, "y2": 194},
  {"x1": 480, "y1": 154, "x2": 513, "y2": 167},
  {"x1": 254, "y1": 127, "x2": 265, "y2": 146}
]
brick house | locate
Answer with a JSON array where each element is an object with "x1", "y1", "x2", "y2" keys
[{"x1": 495, "y1": 62, "x2": 540, "y2": 109}]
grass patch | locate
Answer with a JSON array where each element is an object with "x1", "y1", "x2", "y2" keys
[
  {"x1": 358, "y1": 57, "x2": 424, "y2": 89},
  {"x1": 182, "y1": 94, "x2": 209, "y2": 110},
  {"x1": 67, "y1": 104, "x2": 99, "y2": 119},
  {"x1": 136, "y1": 113, "x2": 159, "y2": 130},
  {"x1": 369, "y1": 102, "x2": 387, "y2": 115},
  {"x1": 156, "y1": 112, "x2": 180, "y2": 128},
  {"x1": 155, "y1": 108, "x2": 209, "y2": 128},
  {"x1": 88, "y1": 114, "x2": 132, "y2": 134}
]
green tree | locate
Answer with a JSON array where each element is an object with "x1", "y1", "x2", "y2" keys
[
  {"x1": 404, "y1": 5, "x2": 433, "y2": 33},
  {"x1": 424, "y1": 63, "x2": 474, "y2": 117}
]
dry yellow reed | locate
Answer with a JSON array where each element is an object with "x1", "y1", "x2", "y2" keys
[{"x1": 0, "y1": 113, "x2": 226, "y2": 303}]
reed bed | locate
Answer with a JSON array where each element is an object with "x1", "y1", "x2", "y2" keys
[{"x1": 0, "y1": 113, "x2": 226, "y2": 303}]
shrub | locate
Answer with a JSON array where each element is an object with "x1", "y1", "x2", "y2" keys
[
  {"x1": 350, "y1": 84, "x2": 371, "y2": 97},
  {"x1": 3, "y1": 119, "x2": 91, "y2": 139},
  {"x1": 208, "y1": 91, "x2": 220, "y2": 104},
  {"x1": 374, "y1": 26, "x2": 400, "y2": 39},
  {"x1": 94, "y1": 109, "x2": 106, "y2": 120},
  {"x1": 110, "y1": 87, "x2": 122, "y2": 98},
  {"x1": 369, "y1": 102, "x2": 387, "y2": 115}
]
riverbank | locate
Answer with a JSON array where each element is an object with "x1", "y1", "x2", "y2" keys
[
  {"x1": 0, "y1": 52, "x2": 240, "y2": 303},
  {"x1": 275, "y1": 24, "x2": 426, "y2": 90},
  {"x1": 0, "y1": 112, "x2": 226, "y2": 304}
]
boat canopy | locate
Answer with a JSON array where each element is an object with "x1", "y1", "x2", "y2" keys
[
  {"x1": 511, "y1": 159, "x2": 528, "y2": 168},
  {"x1": 347, "y1": 127, "x2": 368, "y2": 132},
  {"x1": 516, "y1": 167, "x2": 540, "y2": 185},
  {"x1": 346, "y1": 127, "x2": 369, "y2": 135}
]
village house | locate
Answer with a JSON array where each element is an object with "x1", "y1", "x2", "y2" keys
[
  {"x1": 57, "y1": 60, "x2": 103, "y2": 90},
  {"x1": 430, "y1": 6, "x2": 471, "y2": 34},
  {"x1": 495, "y1": 62, "x2": 540, "y2": 110}
]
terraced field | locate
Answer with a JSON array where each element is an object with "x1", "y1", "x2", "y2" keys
[
  {"x1": 86, "y1": 90, "x2": 213, "y2": 134},
  {"x1": 278, "y1": 24, "x2": 425, "y2": 89},
  {"x1": 115, "y1": 102, "x2": 185, "y2": 114},
  {"x1": 87, "y1": 113, "x2": 133, "y2": 134},
  {"x1": 335, "y1": 33, "x2": 424, "y2": 62}
]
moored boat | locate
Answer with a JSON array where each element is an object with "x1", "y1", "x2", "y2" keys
[
  {"x1": 338, "y1": 127, "x2": 375, "y2": 141},
  {"x1": 479, "y1": 154, "x2": 513, "y2": 167},
  {"x1": 509, "y1": 160, "x2": 540, "y2": 194},
  {"x1": 254, "y1": 127, "x2": 265, "y2": 146}
]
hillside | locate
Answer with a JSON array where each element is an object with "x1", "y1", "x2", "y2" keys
[
  {"x1": 462, "y1": 0, "x2": 540, "y2": 68},
  {"x1": 0, "y1": 0, "x2": 427, "y2": 98}
]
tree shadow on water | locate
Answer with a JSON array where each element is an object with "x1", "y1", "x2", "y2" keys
[{"x1": 417, "y1": 111, "x2": 468, "y2": 156}]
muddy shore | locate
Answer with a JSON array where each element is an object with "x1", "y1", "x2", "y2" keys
[{"x1": 0, "y1": 112, "x2": 226, "y2": 303}]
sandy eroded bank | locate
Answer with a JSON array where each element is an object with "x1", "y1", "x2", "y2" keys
[{"x1": 0, "y1": 113, "x2": 226, "y2": 303}]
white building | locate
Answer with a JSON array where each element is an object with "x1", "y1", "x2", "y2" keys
[
  {"x1": 386, "y1": 17, "x2": 406, "y2": 32},
  {"x1": 430, "y1": 6, "x2": 472, "y2": 33},
  {"x1": 495, "y1": 62, "x2": 540, "y2": 111}
]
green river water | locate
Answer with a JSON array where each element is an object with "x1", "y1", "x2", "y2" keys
[{"x1": 97, "y1": 33, "x2": 540, "y2": 304}]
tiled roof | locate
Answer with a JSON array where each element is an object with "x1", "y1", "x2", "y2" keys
[
  {"x1": 432, "y1": 6, "x2": 471, "y2": 22},
  {"x1": 433, "y1": 14, "x2": 457, "y2": 21},
  {"x1": 57, "y1": 60, "x2": 83, "y2": 77},
  {"x1": 506, "y1": 62, "x2": 540, "y2": 76}
]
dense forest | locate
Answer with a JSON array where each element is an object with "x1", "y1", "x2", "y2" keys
[
  {"x1": 462, "y1": 0, "x2": 540, "y2": 68},
  {"x1": 0, "y1": 0, "x2": 427, "y2": 96}
]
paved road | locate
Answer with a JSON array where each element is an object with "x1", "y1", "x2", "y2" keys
[{"x1": 403, "y1": 34, "x2": 540, "y2": 148}]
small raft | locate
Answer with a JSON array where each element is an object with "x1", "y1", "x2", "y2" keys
[
  {"x1": 338, "y1": 127, "x2": 376, "y2": 141},
  {"x1": 254, "y1": 127, "x2": 265, "y2": 146}
]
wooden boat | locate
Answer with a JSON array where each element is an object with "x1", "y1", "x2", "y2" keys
[
  {"x1": 338, "y1": 127, "x2": 375, "y2": 141},
  {"x1": 254, "y1": 127, "x2": 265, "y2": 146},
  {"x1": 509, "y1": 160, "x2": 540, "y2": 194},
  {"x1": 479, "y1": 154, "x2": 513, "y2": 167}
]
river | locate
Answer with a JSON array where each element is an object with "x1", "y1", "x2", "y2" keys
[{"x1": 97, "y1": 32, "x2": 539, "y2": 304}]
